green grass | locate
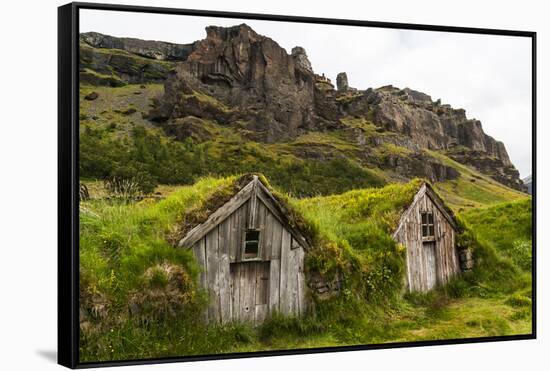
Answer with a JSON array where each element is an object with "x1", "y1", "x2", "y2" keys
[
  {"x1": 460, "y1": 199, "x2": 533, "y2": 272},
  {"x1": 80, "y1": 68, "x2": 126, "y2": 87},
  {"x1": 428, "y1": 150, "x2": 527, "y2": 211},
  {"x1": 79, "y1": 176, "x2": 532, "y2": 362},
  {"x1": 79, "y1": 176, "x2": 238, "y2": 361},
  {"x1": 184, "y1": 91, "x2": 233, "y2": 112},
  {"x1": 80, "y1": 83, "x2": 164, "y2": 129},
  {"x1": 340, "y1": 116, "x2": 380, "y2": 135}
]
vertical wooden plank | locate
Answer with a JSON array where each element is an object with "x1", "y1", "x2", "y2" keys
[
  {"x1": 239, "y1": 263, "x2": 247, "y2": 321},
  {"x1": 440, "y1": 213, "x2": 449, "y2": 284},
  {"x1": 413, "y1": 201, "x2": 421, "y2": 292},
  {"x1": 235, "y1": 203, "x2": 248, "y2": 262},
  {"x1": 271, "y1": 218, "x2": 283, "y2": 259},
  {"x1": 219, "y1": 218, "x2": 231, "y2": 324},
  {"x1": 255, "y1": 202, "x2": 265, "y2": 259},
  {"x1": 427, "y1": 242, "x2": 437, "y2": 290},
  {"x1": 451, "y1": 229, "x2": 459, "y2": 274},
  {"x1": 269, "y1": 259, "x2": 280, "y2": 313},
  {"x1": 289, "y1": 240, "x2": 300, "y2": 314},
  {"x1": 193, "y1": 239, "x2": 207, "y2": 289},
  {"x1": 240, "y1": 262, "x2": 255, "y2": 322},
  {"x1": 257, "y1": 203, "x2": 269, "y2": 260},
  {"x1": 234, "y1": 205, "x2": 242, "y2": 262},
  {"x1": 296, "y1": 247, "x2": 306, "y2": 314},
  {"x1": 230, "y1": 263, "x2": 240, "y2": 322},
  {"x1": 228, "y1": 210, "x2": 238, "y2": 262},
  {"x1": 193, "y1": 238, "x2": 208, "y2": 321},
  {"x1": 255, "y1": 262, "x2": 269, "y2": 323},
  {"x1": 263, "y1": 213, "x2": 274, "y2": 260},
  {"x1": 206, "y1": 227, "x2": 220, "y2": 322},
  {"x1": 248, "y1": 181, "x2": 258, "y2": 229},
  {"x1": 279, "y1": 229, "x2": 292, "y2": 314}
]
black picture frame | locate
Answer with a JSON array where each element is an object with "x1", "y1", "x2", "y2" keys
[{"x1": 58, "y1": 2, "x2": 537, "y2": 368}]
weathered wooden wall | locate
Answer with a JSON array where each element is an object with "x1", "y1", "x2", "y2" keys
[
  {"x1": 394, "y1": 189, "x2": 459, "y2": 292},
  {"x1": 191, "y1": 195, "x2": 306, "y2": 324}
]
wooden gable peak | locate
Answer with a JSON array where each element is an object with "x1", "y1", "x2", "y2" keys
[
  {"x1": 178, "y1": 175, "x2": 310, "y2": 249},
  {"x1": 392, "y1": 182, "x2": 457, "y2": 239}
]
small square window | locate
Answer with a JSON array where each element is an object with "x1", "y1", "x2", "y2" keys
[
  {"x1": 421, "y1": 212, "x2": 435, "y2": 238},
  {"x1": 244, "y1": 230, "x2": 260, "y2": 259}
]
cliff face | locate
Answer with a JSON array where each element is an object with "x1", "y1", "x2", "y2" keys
[
  {"x1": 341, "y1": 86, "x2": 522, "y2": 189},
  {"x1": 80, "y1": 32, "x2": 195, "y2": 61},
  {"x1": 79, "y1": 32, "x2": 194, "y2": 86},
  {"x1": 149, "y1": 24, "x2": 336, "y2": 142},
  {"x1": 79, "y1": 26, "x2": 525, "y2": 191},
  {"x1": 362, "y1": 86, "x2": 512, "y2": 165}
]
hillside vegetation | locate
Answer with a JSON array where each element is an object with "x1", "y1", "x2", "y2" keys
[{"x1": 79, "y1": 82, "x2": 527, "y2": 203}]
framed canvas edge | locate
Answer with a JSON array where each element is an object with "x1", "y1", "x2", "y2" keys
[
  {"x1": 57, "y1": 2, "x2": 537, "y2": 369},
  {"x1": 58, "y1": 3, "x2": 79, "y2": 369}
]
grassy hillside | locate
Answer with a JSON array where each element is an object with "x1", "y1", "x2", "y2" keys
[
  {"x1": 79, "y1": 82, "x2": 528, "y2": 203},
  {"x1": 460, "y1": 199, "x2": 533, "y2": 272},
  {"x1": 428, "y1": 150, "x2": 526, "y2": 211},
  {"x1": 79, "y1": 177, "x2": 532, "y2": 362}
]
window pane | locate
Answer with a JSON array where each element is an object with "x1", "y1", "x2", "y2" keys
[
  {"x1": 428, "y1": 213, "x2": 434, "y2": 224},
  {"x1": 245, "y1": 230, "x2": 260, "y2": 242},
  {"x1": 421, "y1": 213, "x2": 427, "y2": 224},
  {"x1": 428, "y1": 225, "x2": 434, "y2": 237},
  {"x1": 422, "y1": 225, "x2": 428, "y2": 237},
  {"x1": 244, "y1": 241, "x2": 259, "y2": 258}
]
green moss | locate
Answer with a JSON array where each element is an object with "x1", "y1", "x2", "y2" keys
[
  {"x1": 287, "y1": 131, "x2": 359, "y2": 152},
  {"x1": 336, "y1": 93, "x2": 363, "y2": 103},
  {"x1": 374, "y1": 143, "x2": 414, "y2": 157},
  {"x1": 80, "y1": 68, "x2": 126, "y2": 87},
  {"x1": 315, "y1": 81, "x2": 334, "y2": 91},
  {"x1": 184, "y1": 91, "x2": 233, "y2": 112},
  {"x1": 340, "y1": 116, "x2": 378, "y2": 132}
]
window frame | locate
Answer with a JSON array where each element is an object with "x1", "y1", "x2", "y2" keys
[
  {"x1": 242, "y1": 228, "x2": 262, "y2": 260},
  {"x1": 421, "y1": 211, "x2": 436, "y2": 241}
]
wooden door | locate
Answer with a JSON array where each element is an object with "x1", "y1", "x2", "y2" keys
[
  {"x1": 230, "y1": 261, "x2": 270, "y2": 324},
  {"x1": 423, "y1": 242, "x2": 437, "y2": 290}
]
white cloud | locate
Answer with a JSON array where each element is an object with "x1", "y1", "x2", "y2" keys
[{"x1": 80, "y1": 9, "x2": 533, "y2": 177}]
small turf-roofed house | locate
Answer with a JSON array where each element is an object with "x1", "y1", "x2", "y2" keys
[
  {"x1": 177, "y1": 175, "x2": 310, "y2": 324},
  {"x1": 393, "y1": 182, "x2": 461, "y2": 292}
]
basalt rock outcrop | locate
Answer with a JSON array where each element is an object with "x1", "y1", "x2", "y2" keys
[
  {"x1": 149, "y1": 24, "x2": 335, "y2": 142},
  {"x1": 335, "y1": 86, "x2": 523, "y2": 190}
]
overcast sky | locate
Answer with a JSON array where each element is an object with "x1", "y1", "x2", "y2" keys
[{"x1": 81, "y1": 9, "x2": 532, "y2": 178}]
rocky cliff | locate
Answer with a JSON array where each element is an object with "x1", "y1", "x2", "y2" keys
[
  {"x1": 148, "y1": 24, "x2": 337, "y2": 142},
  {"x1": 81, "y1": 32, "x2": 195, "y2": 61},
  {"x1": 79, "y1": 32, "x2": 194, "y2": 86},
  {"x1": 79, "y1": 25, "x2": 526, "y2": 191}
]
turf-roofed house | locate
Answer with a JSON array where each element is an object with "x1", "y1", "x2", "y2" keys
[
  {"x1": 177, "y1": 175, "x2": 310, "y2": 325},
  {"x1": 176, "y1": 174, "x2": 470, "y2": 325},
  {"x1": 393, "y1": 183, "x2": 465, "y2": 292}
]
